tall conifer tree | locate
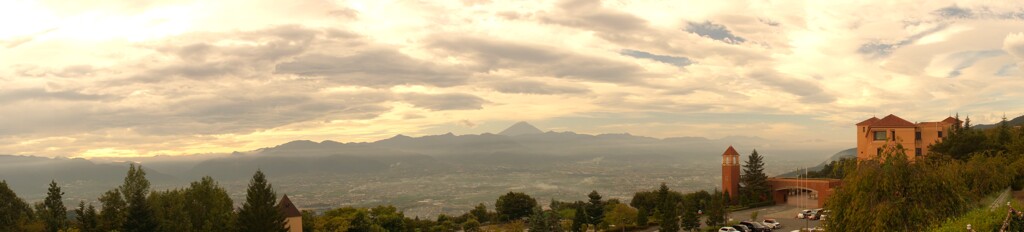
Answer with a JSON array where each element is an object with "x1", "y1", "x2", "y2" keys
[
  {"x1": 657, "y1": 183, "x2": 679, "y2": 232},
  {"x1": 75, "y1": 201, "x2": 100, "y2": 232},
  {"x1": 42, "y1": 180, "x2": 68, "y2": 232},
  {"x1": 586, "y1": 190, "x2": 605, "y2": 229},
  {"x1": 122, "y1": 164, "x2": 157, "y2": 232},
  {"x1": 740, "y1": 150, "x2": 769, "y2": 205},
  {"x1": 236, "y1": 170, "x2": 288, "y2": 232}
]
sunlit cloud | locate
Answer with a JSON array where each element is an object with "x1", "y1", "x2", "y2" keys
[{"x1": 2, "y1": 0, "x2": 1024, "y2": 158}]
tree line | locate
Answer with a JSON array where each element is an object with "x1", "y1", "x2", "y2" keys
[
  {"x1": 825, "y1": 114, "x2": 1024, "y2": 231},
  {"x1": 1, "y1": 164, "x2": 292, "y2": 232}
]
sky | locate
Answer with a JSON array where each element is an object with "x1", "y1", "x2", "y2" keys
[{"x1": 2, "y1": 0, "x2": 1024, "y2": 158}]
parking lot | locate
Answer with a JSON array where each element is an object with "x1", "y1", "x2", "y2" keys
[{"x1": 728, "y1": 204, "x2": 822, "y2": 231}]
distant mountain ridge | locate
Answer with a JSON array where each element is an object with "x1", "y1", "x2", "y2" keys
[
  {"x1": 498, "y1": 121, "x2": 544, "y2": 136},
  {"x1": 776, "y1": 148, "x2": 856, "y2": 178},
  {"x1": 973, "y1": 114, "x2": 1024, "y2": 130}
]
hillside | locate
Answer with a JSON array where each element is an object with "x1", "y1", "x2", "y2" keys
[{"x1": 775, "y1": 148, "x2": 856, "y2": 178}]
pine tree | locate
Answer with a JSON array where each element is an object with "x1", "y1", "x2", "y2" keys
[
  {"x1": 571, "y1": 202, "x2": 586, "y2": 232},
  {"x1": 236, "y1": 170, "x2": 288, "y2": 232},
  {"x1": 704, "y1": 189, "x2": 726, "y2": 228},
  {"x1": 657, "y1": 183, "x2": 679, "y2": 232},
  {"x1": 122, "y1": 164, "x2": 157, "y2": 232},
  {"x1": 0, "y1": 180, "x2": 33, "y2": 231},
  {"x1": 740, "y1": 150, "x2": 769, "y2": 206},
  {"x1": 75, "y1": 201, "x2": 100, "y2": 232},
  {"x1": 42, "y1": 180, "x2": 68, "y2": 232},
  {"x1": 98, "y1": 189, "x2": 125, "y2": 230},
  {"x1": 679, "y1": 196, "x2": 699, "y2": 231},
  {"x1": 586, "y1": 190, "x2": 605, "y2": 229},
  {"x1": 98, "y1": 189, "x2": 126, "y2": 231},
  {"x1": 997, "y1": 115, "x2": 1012, "y2": 150}
]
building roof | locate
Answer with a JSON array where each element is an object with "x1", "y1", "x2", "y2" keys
[
  {"x1": 856, "y1": 117, "x2": 880, "y2": 126},
  {"x1": 279, "y1": 194, "x2": 302, "y2": 218},
  {"x1": 722, "y1": 146, "x2": 740, "y2": 157},
  {"x1": 940, "y1": 116, "x2": 960, "y2": 124},
  {"x1": 869, "y1": 114, "x2": 917, "y2": 128}
]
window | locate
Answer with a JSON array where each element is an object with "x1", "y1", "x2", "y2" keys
[
  {"x1": 877, "y1": 148, "x2": 882, "y2": 156},
  {"x1": 915, "y1": 132, "x2": 921, "y2": 140},
  {"x1": 915, "y1": 148, "x2": 922, "y2": 157},
  {"x1": 873, "y1": 131, "x2": 886, "y2": 141},
  {"x1": 938, "y1": 131, "x2": 943, "y2": 138}
]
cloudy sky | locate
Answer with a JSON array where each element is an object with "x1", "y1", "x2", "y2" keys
[{"x1": 2, "y1": 0, "x2": 1023, "y2": 158}]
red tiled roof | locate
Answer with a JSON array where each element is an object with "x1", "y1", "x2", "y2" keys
[
  {"x1": 279, "y1": 194, "x2": 302, "y2": 218},
  {"x1": 870, "y1": 114, "x2": 916, "y2": 128},
  {"x1": 940, "y1": 116, "x2": 959, "y2": 124},
  {"x1": 856, "y1": 117, "x2": 880, "y2": 126},
  {"x1": 722, "y1": 146, "x2": 739, "y2": 156}
]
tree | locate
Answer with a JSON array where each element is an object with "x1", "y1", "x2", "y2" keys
[
  {"x1": 679, "y1": 196, "x2": 699, "y2": 231},
  {"x1": 470, "y1": 203, "x2": 489, "y2": 223},
  {"x1": 571, "y1": 203, "x2": 586, "y2": 232},
  {"x1": 605, "y1": 203, "x2": 637, "y2": 232},
  {"x1": 122, "y1": 163, "x2": 157, "y2": 232},
  {"x1": 149, "y1": 189, "x2": 191, "y2": 232},
  {"x1": 739, "y1": 150, "x2": 770, "y2": 206},
  {"x1": 529, "y1": 206, "x2": 562, "y2": 232},
  {"x1": 369, "y1": 205, "x2": 405, "y2": 232},
  {"x1": 237, "y1": 170, "x2": 288, "y2": 232},
  {"x1": 300, "y1": 210, "x2": 316, "y2": 232},
  {"x1": 97, "y1": 189, "x2": 126, "y2": 231},
  {"x1": 996, "y1": 115, "x2": 1013, "y2": 151},
  {"x1": 463, "y1": 218, "x2": 481, "y2": 232},
  {"x1": 41, "y1": 180, "x2": 68, "y2": 232},
  {"x1": 75, "y1": 201, "x2": 100, "y2": 232},
  {"x1": 586, "y1": 190, "x2": 605, "y2": 229},
  {"x1": 657, "y1": 183, "x2": 679, "y2": 232},
  {"x1": 629, "y1": 191, "x2": 657, "y2": 226},
  {"x1": 825, "y1": 144, "x2": 969, "y2": 231},
  {"x1": 349, "y1": 211, "x2": 383, "y2": 232},
  {"x1": 704, "y1": 189, "x2": 726, "y2": 228},
  {"x1": 0, "y1": 180, "x2": 33, "y2": 231},
  {"x1": 495, "y1": 192, "x2": 537, "y2": 221},
  {"x1": 930, "y1": 115, "x2": 988, "y2": 160},
  {"x1": 185, "y1": 176, "x2": 235, "y2": 232}
]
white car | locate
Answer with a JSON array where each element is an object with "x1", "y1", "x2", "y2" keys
[
  {"x1": 762, "y1": 219, "x2": 781, "y2": 229},
  {"x1": 719, "y1": 227, "x2": 740, "y2": 232}
]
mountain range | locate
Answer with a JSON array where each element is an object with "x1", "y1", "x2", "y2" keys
[{"x1": 0, "y1": 122, "x2": 838, "y2": 202}]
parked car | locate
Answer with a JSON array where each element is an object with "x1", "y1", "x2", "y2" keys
[
  {"x1": 720, "y1": 227, "x2": 741, "y2": 232},
  {"x1": 732, "y1": 224, "x2": 752, "y2": 232},
  {"x1": 762, "y1": 219, "x2": 781, "y2": 229},
  {"x1": 813, "y1": 210, "x2": 831, "y2": 220},
  {"x1": 739, "y1": 221, "x2": 771, "y2": 232},
  {"x1": 797, "y1": 209, "x2": 813, "y2": 219}
]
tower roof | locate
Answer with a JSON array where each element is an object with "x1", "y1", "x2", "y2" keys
[
  {"x1": 722, "y1": 146, "x2": 740, "y2": 156},
  {"x1": 869, "y1": 114, "x2": 916, "y2": 128},
  {"x1": 279, "y1": 194, "x2": 302, "y2": 218}
]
